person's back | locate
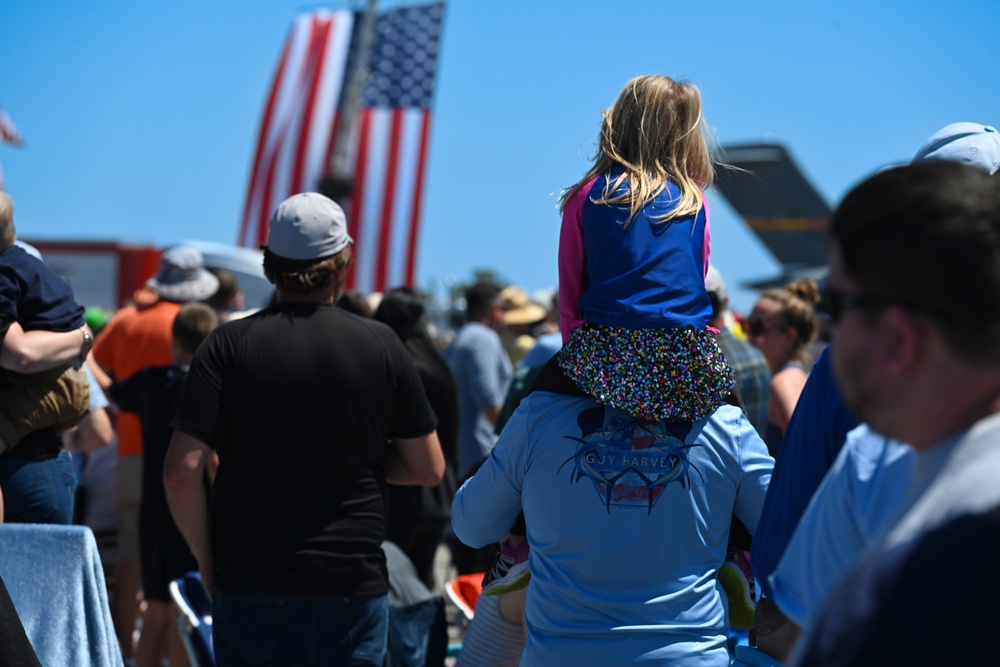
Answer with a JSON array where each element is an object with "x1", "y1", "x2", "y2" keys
[
  {"x1": 168, "y1": 193, "x2": 442, "y2": 667},
  {"x1": 0, "y1": 241, "x2": 89, "y2": 452},
  {"x1": 110, "y1": 363, "x2": 190, "y2": 525},
  {"x1": 180, "y1": 303, "x2": 430, "y2": 594},
  {"x1": 453, "y1": 383, "x2": 773, "y2": 665},
  {"x1": 374, "y1": 286, "x2": 461, "y2": 588},
  {"x1": 578, "y1": 172, "x2": 710, "y2": 331},
  {"x1": 556, "y1": 75, "x2": 732, "y2": 423},
  {"x1": 445, "y1": 283, "x2": 512, "y2": 479}
]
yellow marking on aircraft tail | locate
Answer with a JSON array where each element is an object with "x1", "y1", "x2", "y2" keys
[{"x1": 746, "y1": 218, "x2": 828, "y2": 232}]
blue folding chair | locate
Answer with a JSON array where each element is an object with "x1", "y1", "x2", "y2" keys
[{"x1": 169, "y1": 572, "x2": 215, "y2": 667}]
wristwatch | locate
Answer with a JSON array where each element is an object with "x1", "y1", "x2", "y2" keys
[{"x1": 79, "y1": 327, "x2": 94, "y2": 359}]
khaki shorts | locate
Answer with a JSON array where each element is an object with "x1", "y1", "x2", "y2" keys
[
  {"x1": 0, "y1": 365, "x2": 90, "y2": 452},
  {"x1": 116, "y1": 454, "x2": 143, "y2": 562}
]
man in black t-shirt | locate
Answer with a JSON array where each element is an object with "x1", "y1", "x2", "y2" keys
[{"x1": 165, "y1": 193, "x2": 444, "y2": 667}]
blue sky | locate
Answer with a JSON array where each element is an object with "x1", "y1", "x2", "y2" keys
[{"x1": 2, "y1": 0, "x2": 998, "y2": 312}]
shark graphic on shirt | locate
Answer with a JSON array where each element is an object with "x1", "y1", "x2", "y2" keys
[{"x1": 558, "y1": 406, "x2": 701, "y2": 514}]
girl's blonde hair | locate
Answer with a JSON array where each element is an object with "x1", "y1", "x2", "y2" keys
[{"x1": 560, "y1": 74, "x2": 714, "y2": 225}]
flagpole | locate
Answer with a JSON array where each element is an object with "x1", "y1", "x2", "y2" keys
[{"x1": 327, "y1": 0, "x2": 377, "y2": 182}]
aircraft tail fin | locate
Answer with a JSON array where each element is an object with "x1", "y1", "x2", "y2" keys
[{"x1": 713, "y1": 143, "x2": 831, "y2": 276}]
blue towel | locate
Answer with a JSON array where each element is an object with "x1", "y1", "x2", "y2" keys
[{"x1": 0, "y1": 524, "x2": 123, "y2": 667}]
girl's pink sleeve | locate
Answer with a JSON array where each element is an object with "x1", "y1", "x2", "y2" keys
[
  {"x1": 558, "y1": 182, "x2": 592, "y2": 344},
  {"x1": 702, "y1": 191, "x2": 712, "y2": 277}
]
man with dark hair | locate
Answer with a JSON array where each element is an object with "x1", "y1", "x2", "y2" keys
[
  {"x1": 446, "y1": 282, "x2": 512, "y2": 479},
  {"x1": 165, "y1": 192, "x2": 444, "y2": 667},
  {"x1": 791, "y1": 161, "x2": 1000, "y2": 664},
  {"x1": 445, "y1": 281, "x2": 512, "y2": 575},
  {"x1": 752, "y1": 122, "x2": 999, "y2": 607}
]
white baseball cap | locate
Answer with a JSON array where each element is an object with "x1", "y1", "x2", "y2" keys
[
  {"x1": 912, "y1": 122, "x2": 1000, "y2": 175},
  {"x1": 264, "y1": 193, "x2": 354, "y2": 261}
]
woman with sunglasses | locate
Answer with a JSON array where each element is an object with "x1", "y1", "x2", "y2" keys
[{"x1": 745, "y1": 278, "x2": 821, "y2": 456}]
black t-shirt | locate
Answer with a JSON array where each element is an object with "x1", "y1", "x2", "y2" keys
[
  {"x1": 108, "y1": 364, "x2": 188, "y2": 536},
  {"x1": 172, "y1": 303, "x2": 437, "y2": 597},
  {"x1": 387, "y1": 342, "x2": 459, "y2": 521},
  {"x1": 0, "y1": 245, "x2": 85, "y2": 387}
]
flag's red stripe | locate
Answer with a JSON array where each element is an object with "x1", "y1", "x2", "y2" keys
[
  {"x1": 405, "y1": 112, "x2": 432, "y2": 286},
  {"x1": 240, "y1": 24, "x2": 295, "y2": 247},
  {"x1": 345, "y1": 109, "x2": 372, "y2": 290},
  {"x1": 374, "y1": 110, "x2": 404, "y2": 293},
  {"x1": 291, "y1": 16, "x2": 333, "y2": 195}
]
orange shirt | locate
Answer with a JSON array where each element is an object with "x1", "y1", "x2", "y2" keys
[{"x1": 94, "y1": 299, "x2": 182, "y2": 457}]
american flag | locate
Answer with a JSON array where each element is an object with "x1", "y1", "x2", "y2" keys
[
  {"x1": 0, "y1": 109, "x2": 22, "y2": 147},
  {"x1": 0, "y1": 108, "x2": 23, "y2": 191},
  {"x1": 239, "y1": 3, "x2": 444, "y2": 295}
]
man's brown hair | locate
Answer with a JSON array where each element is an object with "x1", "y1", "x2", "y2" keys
[
  {"x1": 262, "y1": 246, "x2": 352, "y2": 296},
  {"x1": 172, "y1": 303, "x2": 219, "y2": 355}
]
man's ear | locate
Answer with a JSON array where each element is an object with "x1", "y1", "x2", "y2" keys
[{"x1": 880, "y1": 306, "x2": 923, "y2": 374}]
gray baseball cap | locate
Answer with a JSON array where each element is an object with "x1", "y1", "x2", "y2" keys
[{"x1": 264, "y1": 193, "x2": 354, "y2": 261}]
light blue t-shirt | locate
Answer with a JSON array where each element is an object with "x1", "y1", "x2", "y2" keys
[
  {"x1": 445, "y1": 322, "x2": 512, "y2": 478},
  {"x1": 84, "y1": 364, "x2": 109, "y2": 412},
  {"x1": 453, "y1": 397, "x2": 773, "y2": 666},
  {"x1": 769, "y1": 425, "x2": 913, "y2": 629}
]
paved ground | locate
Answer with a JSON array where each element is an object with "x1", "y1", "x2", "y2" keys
[{"x1": 432, "y1": 542, "x2": 467, "y2": 656}]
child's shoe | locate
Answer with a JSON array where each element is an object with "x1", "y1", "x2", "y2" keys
[
  {"x1": 719, "y1": 547, "x2": 756, "y2": 629},
  {"x1": 481, "y1": 537, "x2": 530, "y2": 596}
]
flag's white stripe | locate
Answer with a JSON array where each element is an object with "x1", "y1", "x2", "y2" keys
[
  {"x1": 243, "y1": 14, "x2": 315, "y2": 247},
  {"x1": 271, "y1": 16, "x2": 318, "y2": 210},
  {"x1": 354, "y1": 108, "x2": 391, "y2": 295},
  {"x1": 261, "y1": 14, "x2": 319, "y2": 241},
  {"x1": 303, "y1": 13, "x2": 352, "y2": 194},
  {"x1": 384, "y1": 109, "x2": 423, "y2": 289}
]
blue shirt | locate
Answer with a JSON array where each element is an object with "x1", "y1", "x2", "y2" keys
[
  {"x1": 580, "y1": 173, "x2": 711, "y2": 330},
  {"x1": 769, "y1": 426, "x2": 913, "y2": 628},
  {"x1": 453, "y1": 398, "x2": 773, "y2": 666},
  {"x1": 751, "y1": 348, "x2": 859, "y2": 597},
  {"x1": 445, "y1": 322, "x2": 512, "y2": 478}
]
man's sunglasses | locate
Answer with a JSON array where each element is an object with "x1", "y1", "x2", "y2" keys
[{"x1": 819, "y1": 287, "x2": 945, "y2": 324}]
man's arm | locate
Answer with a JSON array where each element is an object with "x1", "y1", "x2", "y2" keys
[
  {"x1": 482, "y1": 404, "x2": 502, "y2": 426},
  {"x1": 164, "y1": 430, "x2": 215, "y2": 595},
  {"x1": 385, "y1": 431, "x2": 444, "y2": 486},
  {"x1": 63, "y1": 408, "x2": 114, "y2": 453},
  {"x1": 0, "y1": 321, "x2": 91, "y2": 373},
  {"x1": 86, "y1": 354, "x2": 114, "y2": 392}
]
